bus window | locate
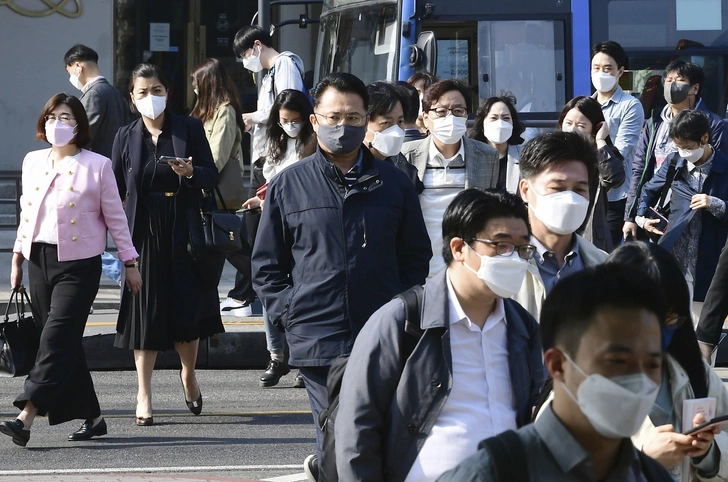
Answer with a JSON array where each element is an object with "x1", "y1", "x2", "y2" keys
[{"x1": 477, "y1": 20, "x2": 567, "y2": 115}]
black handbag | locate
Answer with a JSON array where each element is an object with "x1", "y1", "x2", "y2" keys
[
  {"x1": 201, "y1": 187, "x2": 243, "y2": 253},
  {"x1": 0, "y1": 286, "x2": 40, "y2": 377}
]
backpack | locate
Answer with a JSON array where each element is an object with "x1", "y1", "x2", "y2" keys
[
  {"x1": 480, "y1": 429, "x2": 675, "y2": 482},
  {"x1": 269, "y1": 52, "x2": 313, "y2": 105},
  {"x1": 318, "y1": 285, "x2": 425, "y2": 482}
]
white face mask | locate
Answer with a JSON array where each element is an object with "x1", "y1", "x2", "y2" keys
[
  {"x1": 529, "y1": 185, "x2": 590, "y2": 235},
  {"x1": 193, "y1": 88, "x2": 199, "y2": 96},
  {"x1": 369, "y1": 125, "x2": 405, "y2": 158},
  {"x1": 243, "y1": 45, "x2": 263, "y2": 73},
  {"x1": 69, "y1": 66, "x2": 83, "y2": 91},
  {"x1": 430, "y1": 115, "x2": 467, "y2": 144},
  {"x1": 417, "y1": 94, "x2": 424, "y2": 118},
  {"x1": 591, "y1": 71, "x2": 617, "y2": 93},
  {"x1": 135, "y1": 94, "x2": 167, "y2": 120},
  {"x1": 280, "y1": 122, "x2": 303, "y2": 138},
  {"x1": 561, "y1": 351, "x2": 659, "y2": 439},
  {"x1": 463, "y1": 247, "x2": 529, "y2": 298},
  {"x1": 483, "y1": 119, "x2": 513, "y2": 145},
  {"x1": 678, "y1": 146, "x2": 704, "y2": 166}
]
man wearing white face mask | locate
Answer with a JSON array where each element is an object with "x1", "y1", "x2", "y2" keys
[
  {"x1": 232, "y1": 26, "x2": 306, "y2": 166},
  {"x1": 364, "y1": 82, "x2": 422, "y2": 191},
  {"x1": 402, "y1": 79, "x2": 499, "y2": 277},
  {"x1": 514, "y1": 131, "x2": 608, "y2": 319},
  {"x1": 591, "y1": 41, "x2": 645, "y2": 248},
  {"x1": 335, "y1": 188, "x2": 545, "y2": 482},
  {"x1": 438, "y1": 264, "x2": 675, "y2": 482}
]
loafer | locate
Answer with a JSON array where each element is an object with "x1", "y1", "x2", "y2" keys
[
  {"x1": 293, "y1": 370, "x2": 305, "y2": 388},
  {"x1": 68, "y1": 418, "x2": 107, "y2": 441},
  {"x1": 0, "y1": 419, "x2": 30, "y2": 447},
  {"x1": 259, "y1": 359, "x2": 290, "y2": 387}
]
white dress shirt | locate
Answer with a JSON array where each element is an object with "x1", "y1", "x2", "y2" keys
[
  {"x1": 404, "y1": 271, "x2": 517, "y2": 482},
  {"x1": 34, "y1": 154, "x2": 77, "y2": 245},
  {"x1": 421, "y1": 139, "x2": 466, "y2": 278}
]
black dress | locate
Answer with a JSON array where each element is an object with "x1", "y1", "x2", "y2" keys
[{"x1": 114, "y1": 116, "x2": 223, "y2": 351}]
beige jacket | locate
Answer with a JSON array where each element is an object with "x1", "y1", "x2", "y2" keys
[
  {"x1": 632, "y1": 355, "x2": 728, "y2": 482},
  {"x1": 203, "y1": 103, "x2": 244, "y2": 208},
  {"x1": 512, "y1": 234, "x2": 608, "y2": 320}
]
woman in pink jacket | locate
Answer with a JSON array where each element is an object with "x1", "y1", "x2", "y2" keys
[{"x1": 0, "y1": 94, "x2": 141, "y2": 447}]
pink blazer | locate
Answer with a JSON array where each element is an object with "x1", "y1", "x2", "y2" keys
[{"x1": 14, "y1": 148, "x2": 139, "y2": 263}]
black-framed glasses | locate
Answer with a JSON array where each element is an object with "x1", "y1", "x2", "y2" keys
[
  {"x1": 45, "y1": 114, "x2": 75, "y2": 124},
  {"x1": 314, "y1": 112, "x2": 367, "y2": 127},
  {"x1": 472, "y1": 239, "x2": 536, "y2": 260},
  {"x1": 429, "y1": 106, "x2": 468, "y2": 118}
]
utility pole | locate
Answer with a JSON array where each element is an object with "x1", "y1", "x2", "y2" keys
[{"x1": 258, "y1": 0, "x2": 270, "y2": 32}]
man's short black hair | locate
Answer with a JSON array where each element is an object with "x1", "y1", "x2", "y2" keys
[
  {"x1": 590, "y1": 40, "x2": 627, "y2": 69},
  {"x1": 395, "y1": 81, "x2": 420, "y2": 123},
  {"x1": 664, "y1": 59, "x2": 705, "y2": 99},
  {"x1": 313, "y1": 73, "x2": 369, "y2": 111},
  {"x1": 540, "y1": 264, "x2": 667, "y2": 356},
  {"x1": 422, "y1": 79, "x2": 472, "y2": 113},
  {"x1": 233, "y1": 25, "x2": 273, "y2": 58},
  {"x1": 366, "y1": 82, "x2": 401, "y2": 118},
  {"x1": 519, "y1": 131, "x2": 598, "y2": 186},
  {"x1": 63, "y1": 44, "x2": 99, "y2": 66},
  {"x1": 669, "y1": 109, "x2": 711, "y2": 144},
  {"x1": 442, "y1": 188, "x2": 530, "y2": 265}
]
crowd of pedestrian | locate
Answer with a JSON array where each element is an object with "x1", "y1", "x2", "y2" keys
[{"x1": 4, "y1": 29, "x2": 728, "y2": 482}]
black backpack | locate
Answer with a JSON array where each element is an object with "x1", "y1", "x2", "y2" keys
[
  {"x1": 480, "y1": 429, "x2": 675, "y2": 482},
  {"x1": 318, "y1": 285, "x2": 425, "y2": 482}
]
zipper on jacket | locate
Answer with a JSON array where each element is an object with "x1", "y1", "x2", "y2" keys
[{"x1": 362, "y1": 207, "x2": 367, "y2": 248}]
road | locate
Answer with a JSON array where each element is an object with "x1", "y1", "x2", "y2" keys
[{"x1": 0, "y1": 370, "x2": 314, "y2": 481}]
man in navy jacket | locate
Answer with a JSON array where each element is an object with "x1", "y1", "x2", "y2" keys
[{"x1": 252, "y1": 73, "x2": 432, "y2": 477}]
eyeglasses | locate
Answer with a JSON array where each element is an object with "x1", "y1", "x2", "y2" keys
[
  {"x1": 45, "y1": 114, "x2": 75, "y2": 124},
  {"x1": 314, "y1": 112, "x2": 367, "y2": 127},
  {"x1": 472, "y1": 239, "x2": 537, "y2": 260},
  {"x1": 429, "y1": 106, "x2": 468, "y2": 118}
]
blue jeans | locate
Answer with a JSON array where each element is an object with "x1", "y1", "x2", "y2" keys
[
  {"x1": 101, "y1": 251, "x2": 122, "y2": 285},
  {"x1": 263, "y1": 307, "x2": 286, "y2": 354}
]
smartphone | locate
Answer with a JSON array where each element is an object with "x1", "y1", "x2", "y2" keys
[
  {"x1": 158, "y1": 156, "x2": 180, "y2": 164},
  {"x1": 684, "y1": 414, "x2": 728, "y2": 435},
  {"x1": 648, "y1": 207, "x2": 669, "y2": 232},
  {"x1": 236, "y1": 206, "x2": 261, "y2": 215}
]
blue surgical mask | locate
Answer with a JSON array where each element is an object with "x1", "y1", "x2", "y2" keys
[{"x1": 662, "y1": 324, "x2": 677, "y2": 352}]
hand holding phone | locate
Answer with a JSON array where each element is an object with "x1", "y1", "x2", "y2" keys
[
  {"x1": 647, "y1": 207, "x2": 669, "y2": 233},
  {"x1": 683, "y1": 414, "x2": 728, "y2": 435},
  {"x1": 158, "y1": 156, "x2": 180, "y2": 164},
  {"x1": 236, "y1": 206, "x2": 261, "y2": 215}
]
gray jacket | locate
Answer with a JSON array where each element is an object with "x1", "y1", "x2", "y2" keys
[
  {"x1": 80, "y1": 78, "x2": 130, "y2": 158},
  {"x1": 334, "y1": 271, "x2": 546, "y2": 482},
  {"x1": 401, "y1": 136, "x2": 500, "y2": 189}
]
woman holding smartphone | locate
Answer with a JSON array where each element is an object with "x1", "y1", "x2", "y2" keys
[{"x1": 111, "y1": 63, "x2": 223, "y2": 426}]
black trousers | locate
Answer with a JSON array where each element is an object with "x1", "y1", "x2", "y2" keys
[
  {"x1": 299, "y1": 366, "x2": 330, "y2": 466},
  {"x1": 15, "y1": 243, "x2": 102, "y2": 425},
  {"x1": 224, "y1": 211, "x2": 258, "y2": 303},
  {"x1": 697, "y1": 237, "x2": 728, "y2": 345},
  {"x1": 606, "y1": 199, "x2": 627, "y2": 250}
]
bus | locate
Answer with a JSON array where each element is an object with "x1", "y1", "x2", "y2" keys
[{"x1": 314, "y1": 0, "x2": 728, "y2": 125}]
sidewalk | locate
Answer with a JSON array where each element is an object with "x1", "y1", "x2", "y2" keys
[{"x1": 0, "y1": 229, "x2": 270, "y2": 370}]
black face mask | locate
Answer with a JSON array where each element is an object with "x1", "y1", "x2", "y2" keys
[
  {"x1": 317, "y1": 123, "x2": 367, "y2": 155},
  {"x1": 664, "y1": 81, "x2": 692, "y2": 105}
]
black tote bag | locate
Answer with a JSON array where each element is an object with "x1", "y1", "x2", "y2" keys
[{"x1": 0, "y1": 287, "x2": 40, "y2": 377}]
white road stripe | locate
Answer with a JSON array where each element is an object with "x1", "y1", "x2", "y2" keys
[
  {"x1": 0, "y1": 465, "x2": 302, "y2": 476},
  {"x1": 262, "y1": 474, "x2": 308, "y2": 482}
]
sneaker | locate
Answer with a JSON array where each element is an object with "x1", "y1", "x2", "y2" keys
[
  {"x1": 259, "y1": 359, "x2": 290, "y2": 387},
  {"x1": 293, "y1": 370, "x2": 305, "y2": 388},
  {"x1": 303, "y1": 454, "x2": 319, "y2": 481},
  {"x1": 219, "y1": 297, "x2": 253, "y2": 317}
]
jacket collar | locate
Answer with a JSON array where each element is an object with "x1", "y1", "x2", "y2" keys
[{"x1": 318, "y1": 146, "x2": 382, "y2": 192}]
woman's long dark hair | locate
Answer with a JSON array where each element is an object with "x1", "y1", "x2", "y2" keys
[
  {"x1": 264, "y1": 89, "x2": 316, "y2": 165},
  {"x1": 190, "y1": 58, "x2": 245, "y2": 136},
  {"x1": 468, "y1": 94, "x2": 525, "y2": 145},
  {"x1": 606, "y1": 241, "x2": 707, "y2": 398}
]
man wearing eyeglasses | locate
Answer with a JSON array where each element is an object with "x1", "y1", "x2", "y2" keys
[
  {"x1": 402, "y1": 79, "x2": 500, "y2": 278},
  {"x1": 334, "y1": 188, "x2": 545, "y2": 482},
  {"x1": 514, "y1": 131, "x2": 608, "y2": 319},
  {"x1": 252, "y1": 72, "x2": 432, "y2": 480}
]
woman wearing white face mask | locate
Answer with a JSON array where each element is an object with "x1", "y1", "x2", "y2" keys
[
  {"x1": 363, "y1": 82, "x2": 422, "y2": 192},
  {"x1": 558, "y1": 96, "x2": 626, "y2": 253},
  {"x1": 112, "y1": 63, "x2": 224, "y2": 426},
  {"x1": 635, "y1": 110, "x2": 728, "y2": 326},
  {"x1": 241, "y1": 89, "x2": 316, "y2": 390},
  {"x1": 1, "y1": 94, "x2": 140, "y2": 446},
  {"x1": 469, "y1": 95, "x2": 526, "y2": 194}
]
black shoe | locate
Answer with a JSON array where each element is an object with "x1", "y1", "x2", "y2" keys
[
  {"x1": 304, "y1": 454, "x2": 319, "y2": 481},
  {"x1": 293, "y1": 370, "x2": 305, "y2": 388},
  {"x1": 259, "y1": 359, "x2": 290, "y2": 387},
  {"x1": 0, "y1": 419, "x2": 30, "y2": 447},
  {"x1": 179, "y1": 371, "x2": 203, "y2": 415},
  {"x1": 68, "y1": 418, "x2": 107, "y2": 441}
]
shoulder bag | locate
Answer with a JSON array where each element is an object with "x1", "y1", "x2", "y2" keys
[{"x1": 0, "y1": 286, "x2": 40, "y2": 377}]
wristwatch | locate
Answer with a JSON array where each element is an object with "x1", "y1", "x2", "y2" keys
[{"x1": 125, "y1": 260, "x2": 139, "y2": 269}]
